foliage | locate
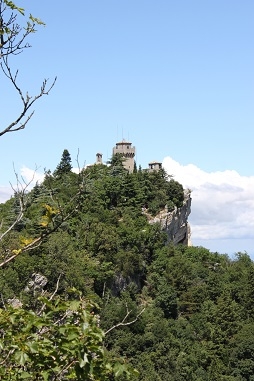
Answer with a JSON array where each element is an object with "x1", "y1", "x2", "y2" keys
[
  {"x1": 0, "y1": 294, "x2": 138, "y2": 380},
  {"x1": 1, "y1": 150, "x2": 254, "y2": 380},
  {"x1": 54, "y1": 149, "x2": 73, "y2": 177}
]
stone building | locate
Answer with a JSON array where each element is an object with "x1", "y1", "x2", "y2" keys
[
  {"x1": 112, "y1": 139, "x2": 136, "y2": 173},
  {"x1": 148, "y1": 161, "x2": 162, "y2": 172}
]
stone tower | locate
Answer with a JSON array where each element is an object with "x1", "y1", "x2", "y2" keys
[
  {"x1": 112, "y1": 139, "x2": 136, "y2": 173},
  {"x1": 96, "y1": 152, "x2": 103, "y2": 164},
  {"x1": 148, "y1": 161, "x2": 162, "y2": 172}
]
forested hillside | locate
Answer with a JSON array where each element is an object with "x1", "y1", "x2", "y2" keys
[{"x1": 0, "y1": 151, "x2": 254, "y2": 380}]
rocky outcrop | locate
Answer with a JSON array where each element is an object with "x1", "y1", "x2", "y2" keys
[
  {"x1": 6, "y1": 273, "x2": 48, "y2": 309},
  {"x1": 24, "y1": 273, "x2": 48, "y2": 295},
  {"x1": 147, "y1": 190, "x2": 192, "y2": 245},
  {"x1": 111, "y1": 272, "x2": 143, "y2": 296}
]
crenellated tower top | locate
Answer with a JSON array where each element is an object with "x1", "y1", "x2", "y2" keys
[{"x1": 112, "y1": 139, "x2": 136, "y2": 173}]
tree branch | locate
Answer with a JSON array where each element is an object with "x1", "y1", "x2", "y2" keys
[
  {"x1": 0, "y1": 0, "x2": 39, "y2": 58},
  {"x1": 0, "y1": 1, "x2": 55, "y2": 136},
  {"x1": 0, "y1": 55, "x2": 56, "y2": 136},
  {"x1": 37, "y1": 274, "x2": 62, "y2": 316},
  {"x1": 0, "y1": 166, "x2": 37, "y2": 242},
  {"x1": 105, "y1": 304, "x2": 145, "y2": 335},
  {"x1": 0, "y1": 172, "x2": 85, "y2": 268}
]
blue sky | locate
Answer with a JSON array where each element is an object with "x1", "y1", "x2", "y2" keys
[{"x1": 1, "y1": 0, "x2": 254, "y2": 257}]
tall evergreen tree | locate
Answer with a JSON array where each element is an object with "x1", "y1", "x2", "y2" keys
[{"x1": 54, "y1": 149, "x2": 72, "y2": 177}]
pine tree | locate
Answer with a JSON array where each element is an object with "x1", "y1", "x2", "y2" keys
[{"x1": 54, "y1": 149, "x2": 72, "y2": 177}]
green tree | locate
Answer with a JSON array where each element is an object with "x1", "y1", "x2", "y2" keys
[
  {"x1": 242, "y1": 263, "x2": 254, "y2": 320},
  {"x1": 230, "y1": 323, "x2": 254, "y2": 380},
  {"x1": 54, "y1": 149, "x2": 73, "y2": 177},
  {"x1": 108, "y1": 153, "x2": 127, "y2": 176},
  {"x1": 166, "y1": 179, "x2": 184, "y2": 208}
]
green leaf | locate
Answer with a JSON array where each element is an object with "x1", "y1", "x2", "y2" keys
[
  {"x1": 41, "y1": 371, "x2": 50, "y2": 381},
  {"x1": 79, "y1": 353, "x2": 89, "y2": 368},
  {"x1": 19, "y1": 372, "x2": 31, "y2": 379},
  {"x1": 4, "y1": 0, "x2": 25, "y2": 15},
  {"x1": 69, "y1": 300, "x2": 80, "y2": 311},
  {"x1": 29, "y1": 14, "x2": 46, "y2": 26},
  {"x1": 114, "y1": 362, "x2": 128, "y2": 377},
  {"x1": 14, "y1": 350, "x2": 29, "y2": 366},
  {"x1": 27, "y1": 341, "x2": 39, "y2": 353}
]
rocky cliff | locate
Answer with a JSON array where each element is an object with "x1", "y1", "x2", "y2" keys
[{"x1": 146, "y1": 189, "x2": 192, "y2": 245}]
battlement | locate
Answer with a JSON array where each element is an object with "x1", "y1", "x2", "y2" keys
[
  {"x1": 112, "y1": 139, "x2": 136, "y2": 172},
  {"x1": 148, "y1": 161, "x2": 162, "y2": 172}
]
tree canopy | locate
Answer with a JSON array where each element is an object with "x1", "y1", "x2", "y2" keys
[{"x1": 1, "y1": 154, "x2": 253, "y2": 380}]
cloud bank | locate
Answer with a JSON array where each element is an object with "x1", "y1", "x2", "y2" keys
[{"x1": 163, "y1": 157, "x2": 254, "y2": 256}]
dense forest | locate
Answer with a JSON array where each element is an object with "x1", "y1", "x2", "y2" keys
[{"x1": 0, "y1": 150, "x2": 254, "y2": 380}]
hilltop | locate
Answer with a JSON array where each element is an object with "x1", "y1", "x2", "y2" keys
[{"x1": 0, "y1": 149, "x2": 253, "y2": 380}]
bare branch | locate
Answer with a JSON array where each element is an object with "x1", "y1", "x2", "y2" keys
[
  {"x1": 0, "y1": 166, "x2": 37, "y2": 242},
  {"x1": 0, "y1": 207, "x2": 74, "y2": 268},
  {"x1": 0, "y1": 348, "x2": 15, "y2": 366},
  {"x1": 0, "y1": 0, "x2": 37, "y2": 58},
  {"x1": 0, "y1": 172, "x2": 85, "y2": 268},
  {"x1": 38, "y1": 274, "x2": 62, "y2": 316},
  {"x1": 0, "y1": 1, "x2": 56, "y2": 136},
  {"x1": 0, "y1": 55, "x2": 57, "y2": 136},
  {"x1": 105, "y1": 303, "x2": 145, "y2": 335},
  {"x1": 0, "y1": 250, "x2": 20, "y2": 267}
]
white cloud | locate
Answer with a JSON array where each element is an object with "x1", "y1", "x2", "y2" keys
[
  {"x1": 0, "y1": 167, "x2": 45, "y2": 204},
  {"x1": 0, "y1": 166, "x2": 80, "y2": 203},
  {"x1": 72, "y1": 167, "x2": 81, "y2": 174},
  {"x1": 20, "y1": 166, "x2": 45, "y2": 185},
  {"x1": 0, "y1": 186, "x2": 13, "y2": 203},
  {"x1": 163, "y1": 157, "x2": 254, "y2": 255},
  {"x1": 0, "y1": 166, "x2": 83, "y2": 203}
]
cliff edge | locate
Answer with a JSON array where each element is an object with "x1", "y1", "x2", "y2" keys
[{"x1": 145, "y1": 189, "x2": 192, "y2": 245}]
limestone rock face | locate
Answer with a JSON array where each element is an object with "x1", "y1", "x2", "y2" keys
[
  {"x1": 24, "y1": 273, "x2": 48, "y2": 294},
  {"x1": 7, "y1": 274, "x2": 48, "y2": 309},
  {"x1": 148, "y1": 190, "x2": 192, "y2": 245},
  {"x1": 111, "y1": 272, "x2": 143, "y2": 295}
]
